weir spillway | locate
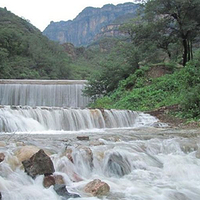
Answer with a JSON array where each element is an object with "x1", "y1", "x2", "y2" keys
[
  {"x1": 0, "y1": 106, "x2": 157, "y2": 132},
  {"x1": 0, "y1": 79, "x2": 90, "y2": 108},
  {"x1": 0, "y1": 79, "x2": 158, "y2": 133}
]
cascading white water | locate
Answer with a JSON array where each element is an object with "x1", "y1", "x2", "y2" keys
[
  {"x1": 0, "y1": 106, "x2": 157, "y2": 132},
  {"x1": 0, "y1": 79, "x2": 159, "y2": 133},
  {"x1": 0, "y1": 80, "x2": 90, "y2": 108},
  {"x1": 0, "y1": 79, "x2": 176, "y2": 200},
  {"x1": 1, "y1": 129, "x2": 200, "y2": 200},
  {"x1": 0, "y1": 80, "x2": 199, "y2": 200}
]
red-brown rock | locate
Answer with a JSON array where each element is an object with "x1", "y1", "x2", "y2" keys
[
  {"x1": 0, "y1": 153, "x2": 5, "y2": 163},
  {"x1": 84, "y1": 179, "x2": 110, "y2": 196},
  {"x1": 43, "y1": 175, "x2": 55, "y2": 188},
  {"x1": 53, "y1": 174, "x2": 65, "y2": 185}
]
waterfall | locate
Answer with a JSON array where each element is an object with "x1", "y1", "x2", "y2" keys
[
  {"x1": 0, "y1": 106, "x2": 157, "y2": 132},
  {"x1": 0, "y1": 79, "x2": 158, "y2": 133},
  {"x1": 0, "y1": 80, "x2": 90, "y2": 108}
]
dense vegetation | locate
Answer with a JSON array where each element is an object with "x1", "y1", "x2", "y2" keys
[
  {"x1": 1, "y1": 1, "x2": 200, "y2": 120},
  {"x1": 0, "y1": 7, "x2": 72, "y2": 79},
  {"x1": 84, "y1": 0, "x2": 200, "y2": 120}
]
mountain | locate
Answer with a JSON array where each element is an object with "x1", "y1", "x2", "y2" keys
[
  {"x1": 43, "y1": 3, "x2": 139, "y2": 46},
  {"x1": 0, "y1": 7, "x2": 72, "y2": 79}
]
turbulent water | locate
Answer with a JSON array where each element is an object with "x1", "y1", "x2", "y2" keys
[
  {"x1": 0, "y1": 106, "x2": 157, "y2": 133},
  {"x1": 0, "y1": 80, "x2": 200, "y2": 200},
  {"x1": 0, "y1": 128, "x2": 200, "y2": 200}
]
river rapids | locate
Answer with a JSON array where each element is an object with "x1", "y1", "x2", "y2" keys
[
  {"x1": 0, "y1": 80, "x2": 200, "y2": 200},
  {"x1": 0, "y1": 127, "x2": 200, "y2": 200}
]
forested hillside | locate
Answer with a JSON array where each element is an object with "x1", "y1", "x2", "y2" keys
[
  {"x1": 1, "y1": 0, "x2": 200, "y2": 121},
  {"x1": 0, "y1": 7, "x2": 72, "y2": 79},
  {"x1": 83, "y1": 0, "x2": 200, "y2": 120}
]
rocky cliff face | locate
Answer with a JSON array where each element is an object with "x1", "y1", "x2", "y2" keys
[{"x1": 43, "y1": 3, "x2": 139, "y2": 46}]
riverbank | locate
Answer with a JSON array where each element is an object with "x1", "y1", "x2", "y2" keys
[{"x1": 148, "y1": 105, "x2": 200, "y2": 129}]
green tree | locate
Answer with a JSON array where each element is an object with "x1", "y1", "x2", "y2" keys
[
  {"x1": 123, "y1": 0, "x2": 200, "y2": 66},
  {"x1": 0, "y1": 7, "x2": 73, "y2": 80},
  {"x1": 83, "y1": 41, "x2": 141, "y2": 99}
]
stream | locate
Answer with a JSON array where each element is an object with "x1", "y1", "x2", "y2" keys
[
  {"x1": 0, "y1": 80, "x2": 200, "y2": 199},
  {"x1": 0, "y1": 126, "x2": 200, "y2": 200}
]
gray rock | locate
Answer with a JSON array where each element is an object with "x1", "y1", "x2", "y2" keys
[
  {"x1": 77, "y1": 136, "x2": 89, "y2": 141},
  {"x1": 54, "y1": 184, "x2": 80, "y2": 199},
  {"x1": 22, "y1": 149, "x2": 55, "y2": 178},
  {"x1": 105, "y1": 152, "x2": 131, "y2": 177}
]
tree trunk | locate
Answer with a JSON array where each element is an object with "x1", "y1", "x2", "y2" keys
[
  {"x1": 167, "y1": 49, "x2": 171, "y2": 59},
  {"x1": 182, "y1": 38, "x2": 188, "y2": 66},
  {"x1": 187, "y1": 40, "x2": 191, "y2": 61},
  {"x1": 190, "y1": 40, "x2": 193, "y2": 60}
]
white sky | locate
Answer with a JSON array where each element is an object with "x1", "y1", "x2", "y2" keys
[{"x1": 1, "y1": 0, "x2": 138, "y2": 31}]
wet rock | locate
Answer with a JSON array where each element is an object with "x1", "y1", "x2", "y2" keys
[
  {"x1": 43, "y1": 175, "x2": 56, "y2": 188},
  {"x1": 196, "y1": 147, "x2": 200, "y2": 159},
  {"x1": 15, "y1": 145, "x2": 40, "y2": 162},
  {"x1": 54, "y1": 184, "x2": 80, "y2": 199},
  {"x1": 0, "y1": 153, "x2": 5, "y2": 163},
  {"x1": 53, "y1": 174, "x2": 65, "y2": 185},
  {"x1": 77, "y1": 146, "x2": 93, "y2": 168},
  {"x1": 105, "y1": 152, "x2": 131, "y2": 177},
  {"x1": 84, "y1": 179, "x2": 110, "y2": 196},
  {"x1": 56, "y1": 154, "x2": 83, "y2": 182},
  {"x1": 16, "y1": 142, "x2": 25, "y2": 146},
  {"x1": 90, "y1": 140, "x2": 104, "y2": 146},
  {"x1": 65, "y1": 148, "x2": 73, "y2": 163},
  {"x1": 0, "y1": 141, "x2": 6, "y2": 147},
  {"x1": 153, "y1": 122, "x2": 169, "y2": 128},
  {"x1": 22, "y1": 149, "x2": 55, "y2": 178},
  {"x1": 77, "y1": 136, "x2": 89, "y2": 141},
  {"x1": 72, "y1": 172, "x2": 83, "y2": 182},
  {"x1": 5, "y1": 154, "x2": 20, "y2": 170}
]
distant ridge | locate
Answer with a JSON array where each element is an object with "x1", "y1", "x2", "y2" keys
[{"x1": 43, "y1": 3, "x2": 139, "y2": 46}]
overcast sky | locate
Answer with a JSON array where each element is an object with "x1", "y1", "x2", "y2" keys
[{"x1": 1, "y1": 0, "x2": 139, "y2": 31}]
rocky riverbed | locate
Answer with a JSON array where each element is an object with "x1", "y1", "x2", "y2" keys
[{"x1": 0, "y1": 125, "x2": 200, "y2": 199}]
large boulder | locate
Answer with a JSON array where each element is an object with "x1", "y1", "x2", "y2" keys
[
  {"x1": 15, "y1": 145, "x2": 40, "y2": 162},
  {"x1": 54, "y1": 184, "x2": 80, "y2": 199},
  {"x1": 84, "y1": 179, "x2": 110, "y2": 196},
  {"x1": 22, "y1": 149, "x2": 55, "y2": 178}
]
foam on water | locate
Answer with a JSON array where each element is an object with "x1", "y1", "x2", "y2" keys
[
  {"x1": 0, "y1": 106, "x2": 158, "y2": 133},
  {"x1": 1, "y1": 129, "x2": 200, "y2": 199}
]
